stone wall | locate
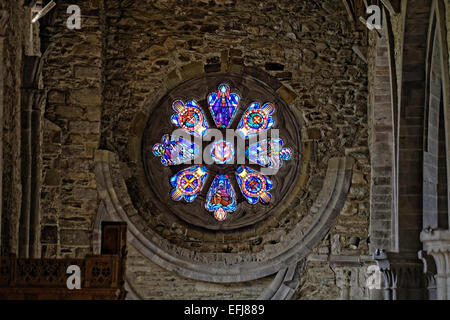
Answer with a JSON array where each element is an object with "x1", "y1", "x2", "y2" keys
[
  {"x1": 95, "y1": 0, "x2": 370, "y2": 299},
  {"x1": 41, "y1": 0, "x2": 104, "y2": 258},
  {"x1": 126, "y1": 244, "x2": 274, "y2": 300},
  {"x1": 23, "y1": 0, "x2": 374, "y2": 299}
]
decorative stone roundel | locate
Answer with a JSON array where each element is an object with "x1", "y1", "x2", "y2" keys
[{"x1": 142, "y1": 74, "x2": 302, "y2": 231}]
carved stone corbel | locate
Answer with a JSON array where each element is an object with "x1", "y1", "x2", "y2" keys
[
  {"x1": 420, "y1": 229, "x2": 450, "y2": 300},
  {"x1": 373, "y1": 249, "x2": 426, "y2": 300},
  {"x1": 418, "y1": 250, "x2": 437, "y2": 300}
]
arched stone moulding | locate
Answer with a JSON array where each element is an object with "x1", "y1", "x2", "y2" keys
[
  {"x1": 257, "y1": 259, "x2": 306, "y2": 300},
  {"x1": 95, "y1": 148, "x2": 354, "y2": 283}
]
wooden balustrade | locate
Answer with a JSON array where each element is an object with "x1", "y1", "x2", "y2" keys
[{"x1": 0, "y1": 222, "x2": 127, "y2": 300}]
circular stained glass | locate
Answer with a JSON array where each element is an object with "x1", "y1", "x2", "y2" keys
[
  {"x1": 242, "y1": 173, "x2": 267, "y2": 197},
  {"x1": 144, "y1": 73, "x2": 301, "y2": 230},
  {"x1": 210, "y1": 140, "x2": 234, "y2": 164},
  {"x1": 180, "y1": 107, "x2": 202, "y2": 131},
  {"x1": 243, "y1": 110, "x2": 268, "y2": 132},
  {"x1": 177, "y1": 172, "x2": 201, "y2": 195}
]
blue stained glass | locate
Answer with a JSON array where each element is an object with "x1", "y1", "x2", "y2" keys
[
  {"x1": 236, "y1": 102, "x2": 275, "y2": 139},
  {"x1": 153, "y1": 134, "x2": 200, "y2": 166},
  {"x1": 205, "y1": 175, "x2": 237, "y2": 221},
  {"x1": 208, "y1": 83, "x2": 240, "y2": 129},
  {"x1": 235, "y1": 166, "x2": 273, "y2": 204},
  {"x1": 246, "y1": 138, "x2": 292, "y2": 169},
  {"x1": 170, "y1": 165, "x2": 208, "y2": 202},
  {"x1": 171, "y1": 100, "x2": 209, "y2": 137}
]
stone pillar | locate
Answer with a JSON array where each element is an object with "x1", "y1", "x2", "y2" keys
[
  {"x1": 374, "y1": 250, "x2": 426, "y2": 300},
  {"x1": 418, "y1": 250, "x2": 438, "y2": 300},
  {"x1": 421, "y1": 229, "x2": 450, "y2": 300},
  {"x1": 0, "y1": 9, "x2": 8, "y2": 255}
]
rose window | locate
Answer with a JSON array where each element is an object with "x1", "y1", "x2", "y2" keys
[{"x1": 151, "y1": 83, "x2": 292, "y2": 222}]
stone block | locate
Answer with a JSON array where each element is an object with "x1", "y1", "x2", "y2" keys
[
  {"x1": 74, "y1": 187, "x2": 98, "y2": 201},
  {"x1": 307, "y1": 128, "x2": 321, "y2": 140},
  {"x1": 74, "y1": 65, "x2": 101, "y2": 79},
  {"x1": 371, "y1": 210, "x2": 391, "y2": 220},
  {"x1": 68, "y1": 88, "x2": 101, "y2": 107},
  {"x1": 55, "y1": 106, "x2": 83, "y2": 119},
  {"x1": 48, "y1": 90, "x2": 66, "y2": 104},
  {"x1": 229, "y1": 48, "x2": 242, "y2": 57},
  {"x1": 86, "y1": 105, "x2": 101, "y2": 121},
  {"x1": 228, "y1": 63, "x2": 243, "y2": 74},
  {"x1": 165, "y1": 69, "x2": 182, "y2": 90},
  {"x1": 69, "y1": 121, "x2": 100, "y2": 134},
  {"x1": 180, "y1": 62, "x2": 204, "y2": 80},
  {"x1": 220, "y1": 50, "x2": 229, "y2": 72},
  {"x1": 60, "y1": 229, "x2": 91, "y2": 246},
  {"x1": 41, "y1": 226, "x2": 58, "y2": 244},
  {"x1": 44, "y1": 169, "x2": 60, "y2": 186},
  {"x1": 276, "y1": 85, "x2": 297, "y2": 105},
  {"x1": 204, "y1": 63, "x2": 221, "y2": 73}
]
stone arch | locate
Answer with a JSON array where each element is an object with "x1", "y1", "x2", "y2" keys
[
  {"x1": 423, "y1": 0, "x2": 449, "y2": 231},
  {"x1": 395, "y1": 0, "x2": 433, "y2": 254},
  {"x1": 368, "y1": 6, "x2": 398, "y2": 253}
]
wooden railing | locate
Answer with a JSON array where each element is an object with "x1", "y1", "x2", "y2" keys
[{"x1": 0, "y1": 222, "x2": 127, "y2": 300}]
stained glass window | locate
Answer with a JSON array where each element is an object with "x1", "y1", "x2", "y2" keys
[
  {"x1": 236, "y1": 102, "x2": 275, "y2": 139},
  {"x1": 235, "y1": 165, "x2": 273, "y2": 204},
  {"x1": 205, "y1": 175, "x2": 237, "y2": 221},
  {"x1": 171, "y1": 100, "x2": 209, "y2": 137},
  {"x1": 170, "y1": 165, "x2": 209, "y2": 202},
  {"x1": 210, "y1": 140, "x2": 234, "y2": 164},
  {"x1": 153, "y1": 134, "x2": 200, "y2": 166},
  {"x1": 153, "y1": 83, "x2": 293, "y2": 221},
  {"x1": 208, "y1": 84, "x2": 240, "y2": 129},
  {"x1": 246, "y1": 138, "x2": 292, "y2": 170}
]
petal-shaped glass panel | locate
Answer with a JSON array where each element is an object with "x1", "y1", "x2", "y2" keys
[
  {"x1": 205, "y1": 175, "x2": 237, "y2": 221},
  {"x1": 235, "y1": 166, "x2": 273, "y2": 204},
  {"x1": 153, "y1": 134, "x2": 200, "y2": 166},
  {"x1": 236, "y1": 102, "x2": 275, "y2": 139},
  {"x1": 207, "y1": 83, "x2": 240, "y2": 129},
  {"x1": 170, "y1": 166, "x2": 209, "y2": 202},
  {"x1": 171, "y1": 100, "x2": 209, "y2": 137},
  {"x1": 246, "y1": 138, "x2": 292, "y2": 169}
]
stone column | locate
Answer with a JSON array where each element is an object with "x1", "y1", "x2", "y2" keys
[
  {"x1": 421, "y1": 229, "x2": 450, "y2": 300},
  {"x1": 0, "y1": 9, "x2": 8, "y2": 255},
  {"x1": 374, "y1": 250, "x2": 426, "y2": 300},
  {"x1": 418, "y1": 250, "x2": 438, "y2": 300}
]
